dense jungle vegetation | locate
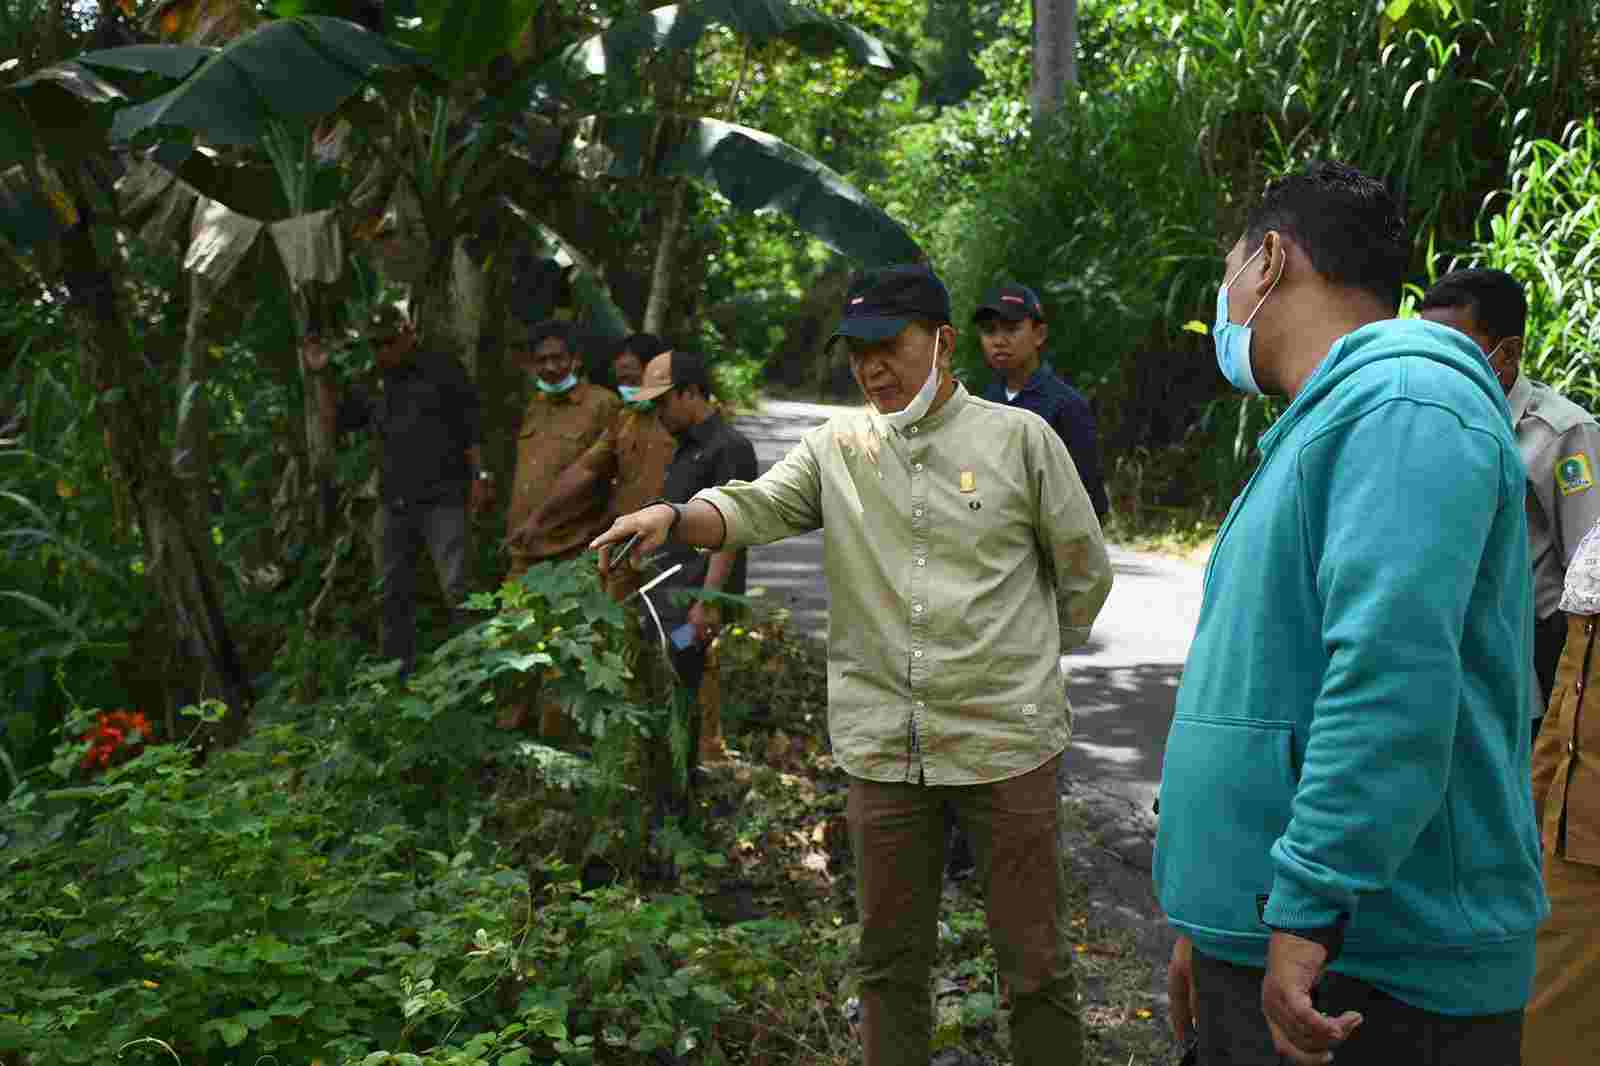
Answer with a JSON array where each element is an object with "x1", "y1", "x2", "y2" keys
[{"x1": 3, "y1": 0, "x2": 1600, "y2": 1062}]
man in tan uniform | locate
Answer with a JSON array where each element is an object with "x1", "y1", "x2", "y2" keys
[
  {"x1": 1421, "y1": 269, "x2": 1600, "y2": 729},
  {"x1": 503, "y1": 321, "x2": 621, "y2": 576},
  {"x1": 501, "y1": 320, "x2": 619, "y2": 733},
  {"x1": 592, "y1": 265, "x2": 1113, "y2": 1066},
  {"x1": 1526, "y1": 521, "x2": 1600, "y2": 1063}
]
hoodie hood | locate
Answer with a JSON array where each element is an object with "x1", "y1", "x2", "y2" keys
[{"x1": 1258, "y1": 319, "x2": 1506, "y2": 455}]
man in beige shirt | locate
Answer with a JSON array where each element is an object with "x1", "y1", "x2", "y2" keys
[
  {"x1": 503, "y1": 321, "x2": 621, "y2": 577},
  {"x1": 592, "y1": 264, "x2": 1113, "y2": 1066}
]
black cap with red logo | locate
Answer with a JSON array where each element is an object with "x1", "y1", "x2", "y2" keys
[
  {"x1": 827, "y1": 264, "x2": 953, "y2": 348},
  {"x1": 972, "y1": 283, "x2": 1045, "y2": 323}
]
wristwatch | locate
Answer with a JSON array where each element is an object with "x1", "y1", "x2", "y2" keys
[{"x1": 647, "y1": 497, "x2": 684, "y2": 534}]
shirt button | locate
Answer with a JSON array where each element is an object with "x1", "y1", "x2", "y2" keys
[
  {"x1": 913, "y1": 508, "x2": 924, "y2": 518},
  {"x1": 915, "y1": 558, "x2": 927, "y2": 567},
  {"x1": 916, "y1": 700, "x2": 926, "y2": 708},
  {"x1": 913, "y1": 603, "x2": 924, "y2": 614},
  {"x1": 1570, "y1": 740, "x2": 1579, "y2": 756},
  {"x1": 914, "y1": 649, "x2": 924, "y2": 659},
  {"x1": 908, "y1": 427, "x2": 919, "y2": 436},
  {"x1": 1588, "y1": 620, "x2": 1596, "y2": 636},
  {"x1": 913, "y1": 462, "x2": 924, "y2": 472}
]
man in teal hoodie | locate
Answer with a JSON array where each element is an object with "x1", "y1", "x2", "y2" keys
[{"x1": 1154, "y1": 161, "x2": 1547, "y2": 1065}]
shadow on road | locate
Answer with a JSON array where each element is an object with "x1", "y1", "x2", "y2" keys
[{"x1": 1063, "y1": 661, "x2": 1183, "y2": 803}]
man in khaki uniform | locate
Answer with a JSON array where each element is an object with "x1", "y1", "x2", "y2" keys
[
  {"x1": 591, "y1": 264, "x2": 1113, "y2": 1066},
  {"x1": 501, "y1": 320, "x2": 619, "y2": 733},
  {"x1": 1421, "y1": 269, "x2": 1600, "y2": 726},
  {"x1": 1526, "y1": 520, "x2": 1600, "y2": 1063},
  {"x1": 525, "y1": 334, "x2": 739, "y2": 762},
  {"x1": 503, "y1": 321, "x2": 621, "y2": 576}
]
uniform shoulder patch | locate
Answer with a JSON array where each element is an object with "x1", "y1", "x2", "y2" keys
[{"x1": 1557, "y1": 453, "x2": 1595, "y2": 496}]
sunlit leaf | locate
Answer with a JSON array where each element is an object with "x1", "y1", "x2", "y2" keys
[{"x1": 545, "y1": 0, "x2": 914, "y2": 102}]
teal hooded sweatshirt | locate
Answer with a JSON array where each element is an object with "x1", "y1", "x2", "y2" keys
[{"x1": 1153, "y1": 318, "x2": 1547, "y2": 1016}]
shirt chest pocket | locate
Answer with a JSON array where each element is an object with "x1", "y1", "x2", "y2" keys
[{"x1": 930, "y1": 482, "x2": 1029, "y2": 561}]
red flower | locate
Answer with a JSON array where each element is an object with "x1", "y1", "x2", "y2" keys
[{"x1": 79, "y1": 710, "x2": 154, "y2": 772}]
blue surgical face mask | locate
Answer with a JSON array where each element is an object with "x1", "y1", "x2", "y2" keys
[
  {"x1": 1213, "y1": 243, "x2": 1280, "y2": 395},
  {"x1": 536, "y1": 372, "x2": 578, "y2": 395},
  {"x1": 619, "y1": 385, "x2": 655, "y2": 411}
]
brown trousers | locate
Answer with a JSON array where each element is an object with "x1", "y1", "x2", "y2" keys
[
  {"x1": 847, "y1": 755, "x2": 1082, "y2": 1066},
  {"x1": 1524, "y1": 852, "x2": 1600, "y2": 1063}
]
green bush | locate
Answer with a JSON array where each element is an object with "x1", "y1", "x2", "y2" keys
[
  {"x1": 0, "y1": 703, "x2": 533, "y2": 1064},
  {"x1": 0, "y1": 559, "x2": 719, "y2": 1064}
]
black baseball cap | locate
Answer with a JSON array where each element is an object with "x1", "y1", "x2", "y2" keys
[
  {"x1": 827, "y1": 264, "x2": 952, "y2": 347},
  {"x1": 972, "y1": 283, "x2": 1045, "y2": 323}
]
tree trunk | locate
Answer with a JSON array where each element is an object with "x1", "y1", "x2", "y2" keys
[
  {"x1": 288, "y1": 284, "x2": 338, "y2": 534},
  {"x1": 642, "y1": 179, "x2": 688, "y2": 335},
  {"x1": 1029, "y1": 0, "x2": 1078, "y2": 125},
  {"x1": 173, "y1": 271, "x2": 217, "y2": 519},
  {"x1": 59, "y1": 202, "x2": 253, "y2": 746},
  {"x1": 450, "y1": 238, "x2": 489, "y2": 378}
]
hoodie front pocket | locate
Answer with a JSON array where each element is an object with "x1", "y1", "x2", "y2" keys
[{"x1": 1155, "y1": 715, "x2": 1297, "y2": 939}]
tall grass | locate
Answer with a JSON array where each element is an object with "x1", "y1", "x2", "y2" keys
[{"x1": 1464, "y1": 120, "x2": 1600, "y2": 408}]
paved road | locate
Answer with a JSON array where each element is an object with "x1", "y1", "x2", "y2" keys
[{"x1": 735, "y1": 401, "x2": 1205, "y2": 822}]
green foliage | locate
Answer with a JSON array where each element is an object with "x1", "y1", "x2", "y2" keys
[
  {"x1": 0, "y1": 706, "x2": 533, "y2": 1063},
  {"x1": 0, "y1": 299, "x2": 145, "y2": 774},
  {"x1": 880, "y1": 0, "x2": 1600, "y2": 519},
  {"x1": 1458, "y1": 119, "x2": 1600, "y2": 407},
  {"x1": 0, "y1": 567, "x2": 878, "y2": 1064}
]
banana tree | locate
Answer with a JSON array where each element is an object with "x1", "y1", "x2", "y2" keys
[
  {"x1": 0, "y1": 1, "x2": 920, "y2": 743},
  {"x1": 80, "y1": 2, "x2": 921, "y2": 339},
  {"x1": 0, "y1": 58, "x2": 264, "y2": 732}
]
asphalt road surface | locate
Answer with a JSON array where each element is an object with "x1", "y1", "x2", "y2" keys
[{"x1": 734, "y1": 400, "x2": 1205, "y2": 820}]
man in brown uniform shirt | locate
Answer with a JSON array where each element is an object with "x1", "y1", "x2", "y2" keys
[
  {"x1": 500, "y1": 321, "x2": 619, "y2": 734},
  {"x1": 536, "y1": 339, "x2": 742, "y2": 761},
  {"x1": 504, "y1": 321, "x2": 620, "y2": 576}
]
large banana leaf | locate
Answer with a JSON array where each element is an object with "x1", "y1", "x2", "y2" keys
[
  {"x1": 76, "y1": 45, "x2": 214, "y2": 80},
  {"x1": 597, "y1": 114, "x2": 920, "y2": 266},
  {"x1": 109, "y1": 17, "x2": 429, "y2": 147}
]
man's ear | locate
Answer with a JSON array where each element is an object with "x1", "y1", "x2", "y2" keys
[
  {"x1": 937, "y1": 324, "x2": 957, "y2": 367},
  {"x1": 1034, "y1": 318, "x2": 1049, "y2": 347},
  {"x1": 1256, "y1": 230, "x2": 1288, "y2": 297}
]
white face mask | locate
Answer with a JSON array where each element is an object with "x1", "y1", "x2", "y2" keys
[{"x1": 876, "y1": 332, "x2": 943, "y2": 433}]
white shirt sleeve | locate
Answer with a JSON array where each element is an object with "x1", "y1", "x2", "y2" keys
[{"x1": 1559, "y1": 518, "x2": 1600, "y2": 615}]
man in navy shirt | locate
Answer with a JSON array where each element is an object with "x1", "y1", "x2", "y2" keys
[{"x1": 974, "y1": 284, "x2": 1109, "y2": 519}]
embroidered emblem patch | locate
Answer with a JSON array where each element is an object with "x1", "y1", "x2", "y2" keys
[
  {"x1": 959, "y1": 470, "x2": 976, "y2": 493},
  {"x1": 1558, "y1": 453, "x2": 1595, "y2": 496}
]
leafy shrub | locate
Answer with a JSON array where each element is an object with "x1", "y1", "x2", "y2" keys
[{"x1": 0, "y1": 702, "x2": 533, "y2": 1064}]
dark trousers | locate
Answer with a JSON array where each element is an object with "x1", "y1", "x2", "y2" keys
[
  {"x1": 847, "y1": 756, "x2": 1082, "y2": 1066},
  {"x1": 381, "y1": 495, "x2": 470, "y2": 675},
  {"x1": 1191, "y1": 950, "x2": 1523, "y2": 1066},
  {"x1": 1533, "y1": 611, "x2": 1569, "y2": 727}
]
